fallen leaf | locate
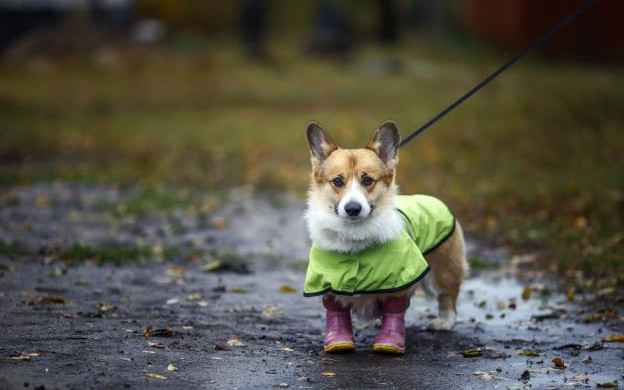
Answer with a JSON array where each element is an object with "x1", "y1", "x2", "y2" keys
[
  {"x1": 144, "y1": 326, "x2": 175, "y2": 338},
  {"x1": 166, "y1": 298, "x2": 180, "y2": 305},
  {"x1": 167, "y1": 364, "x2": 177, "y2": 372},
  {"x1": 39, "y1": 296, "x2": 73, "y2": 305},
  {"x1": 148, "y1": 341, "x2": 165, "y2": 349},
  {"x1": 552, "y1": 357, "x2": 566, "y2": 369},
  {"x1": 35, "y1": 195, "x2": 49, "y2": 209},
  {"x1": 485, "y1": 313, "x2": 494, "y2": 320},
  {"x1": 585, "y1": 311, "x2": 616, "y2": 322},
  {"x1": 9, "y1": 352, "x2": 39, "y2": 361},
  {"x1": 597, "y1": 380, "x2": 618, "y2": 388},
  {"x1": 515, "y1": 349, "x2": 540, "y2": 357},
  {"x1": 321, "y1": 372, "x2": 336, "y2": 377},
  {"x1": 186, "y1": 293, "x2": 202, "y2": 301},
  {"x1": 573, "y1": 374, "x2": 588, "y2": 381},
  {"x1": 575, "y1": 216, "x2": 588, "y2": 229},
  {"x1": 583, "y1": 341, "x2": 603, "y2": 350},
  {"x1": 521, "y1": 286, "x2": 532, "y2": 300},
  {"x1": 226, "y1": 338, "x2": 244, "y2": 347},
  {"x1": 166, "y1": 266, "x2": 187, "y2": 276},
  {"x1": 520, "y1": 370, "x2": 530, "y2": 381},
  {"x1": 278, "y1": 285, "x2": 297, "y2": 293},
  {"x1": 461, "y1": 348, "x2": 483, "y2": 358},
  {"x1": 145, "y1": 373, "x2": 167, "y2": 380},
  {"x1": 201, "y1": 260, "x2": 223, "y2": 272},
  {"x1": 566, "y1": 288, "x2": 575, "y2": 301},
  {"x1": 228, "y1": 287, "x2": 247, "y2": 294},
  {"x1": 475, "y1": 300, "x2": 486, "y2": 308},
  {"x1": 281, "y1": 347, "x2": 293, "y2": 353},
  {"x1": 96, "y1": 301, "x2": 116, "y2": 314},
  {"x1": 602, "y1": 334, "x2": 624, "y2": 342},
  {"x1": 262, "y1": 304, "x2": 283, "y2": 317},
  {"x1": 273, "y1": 383, "x2": 289, "y2": 388},
  {"x1": 472, "y1": 371, "x2": 494, "y2": 381},
  {"x1": 95, "y1": 302, "x2": 116, "y2": 313},
  {"x1": 60, "y1": 312, "x2": 77, "y2": 318},
  {"x1": 211, "y1": 218, "x2": 229, "y2": 229}
]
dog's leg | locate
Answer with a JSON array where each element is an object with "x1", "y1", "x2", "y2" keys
[
  {"x1": 428, "y1": 288, "x2": 459, "y2": 331},
  {"x1": 424, "y1": 222, "x2": 467, "y2": 331}
]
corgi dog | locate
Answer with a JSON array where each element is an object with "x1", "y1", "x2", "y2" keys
[{"x1": 303, "y1": 121, "x2": 467, "y2": 354}]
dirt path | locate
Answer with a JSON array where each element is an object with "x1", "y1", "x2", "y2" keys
[{"x1": 0, "y1": 184, "x2": 622, "y2": 389}]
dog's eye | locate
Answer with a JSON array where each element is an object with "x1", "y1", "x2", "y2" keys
[
  {"x1": 361, "y1": 177, "x2": 374, "y2": 187},
  {"x1": 332, "y1": 177, "x2": 344, "y2": 187}
]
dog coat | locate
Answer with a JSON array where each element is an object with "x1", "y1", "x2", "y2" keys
[{"x1": 303, "y1": 195, "x2": 456, "y2": 297}]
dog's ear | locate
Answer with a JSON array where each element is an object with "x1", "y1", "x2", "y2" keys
[
  {"x1": 367, "y1": 120, "x2": 400, "y2": 167},
  {"x1": 306, "y1": 121, "x2": 337, "y2": 165}
]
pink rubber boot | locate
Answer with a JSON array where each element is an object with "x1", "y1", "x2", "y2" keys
[
  {"x1": 372, "y1": 295, "x2": 410, "y2": 354},
  {"x1": 322, "y1": 295, "x2": 356, "y2": 353}
]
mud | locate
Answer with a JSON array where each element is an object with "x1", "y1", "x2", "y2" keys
[{"x1": 0, "y1": 184, "x2": 622, "y2": 389}]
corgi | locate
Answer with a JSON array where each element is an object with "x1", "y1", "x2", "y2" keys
[{"x1": 303, "y1": 120, "x2": 467, "y2": 354}]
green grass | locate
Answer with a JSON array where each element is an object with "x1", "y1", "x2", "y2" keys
[{"x1": 1, "y1": 36, "x2": 623, "y2": 282}]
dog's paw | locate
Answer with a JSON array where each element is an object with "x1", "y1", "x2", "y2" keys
[
  {"x1": 427, "y1": 318, "x2": 454, "y2": 331},
  {"x1": 427, "y1": 311, "x2": 456, "y2": 331}
]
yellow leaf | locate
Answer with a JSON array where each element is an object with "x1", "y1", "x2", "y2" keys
[
  {"x1": 597, "y1": 381, "x2": 618, "y2": 388},
  {"x1": 515, "y1": 349, "x2": 539, "y2": 357},
  {"x1": 145, "y1": 373, "x2": 167, "y2": 380},
  {"x1": 321, "y1": 371, "x2": 336, "y2": 377},
  {"x1": 281, "y1": 347, "x2": 293, "y2": 353},
  {"x1": 603, "y1": 334, "x2": 624, "y2": 342},
  {"x1": 186, "y1": 293, "x2": 202, "y2": 301},
  {"x1": 167, "y1": 364, "x2": 177, "y2": 372},
  {"x1": 461, "y1": 348, "x2": 483, "y2": 358},
  {"x1": 566, "y1": 288, "x2": 575, "y2": 301},
  {"x1": 278, "y1": 285, "x2": 297, "y2": 293},
  {"x1": 521, "y1": 286, "x2": 532, "y2": 300},
  {"x1": 201, "y1": 260, "x2": 223, "y2": 272}
]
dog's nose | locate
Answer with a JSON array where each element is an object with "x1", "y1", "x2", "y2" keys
[{"x1": 344, "y1": 202, "x2": 362, "y2": 217}]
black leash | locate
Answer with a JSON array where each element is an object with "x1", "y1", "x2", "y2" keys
[{"x1": 399, "y1": 0, "x2": 599, "y2": 148}]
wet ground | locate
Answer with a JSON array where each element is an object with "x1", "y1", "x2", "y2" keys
[{"x1": 0, "y1": 184, "x2": 623, "y2": 389}]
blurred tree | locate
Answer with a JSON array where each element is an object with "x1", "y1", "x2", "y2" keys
[
  {"x1": 135, "y1": 1, "x2": 235, "y2": 33},
  {"x1": 239, "y1": 0, "x2": 271, "y2": 60}
]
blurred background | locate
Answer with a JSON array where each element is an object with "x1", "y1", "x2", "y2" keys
[{"x1": 1, "y1": 0, "x2": 623, "y2": 282}]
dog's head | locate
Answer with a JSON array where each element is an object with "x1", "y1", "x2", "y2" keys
[{"x1": 306, "y1": 121, "x2": 400, "y2": 223}]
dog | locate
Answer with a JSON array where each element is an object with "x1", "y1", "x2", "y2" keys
[{"x1": 303, "y1": 120, "x2": 467, "y2": 354}]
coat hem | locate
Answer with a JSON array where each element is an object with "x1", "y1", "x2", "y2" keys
[{"x1": 302, "y1": 266, "x2": 431, "y2": 297}]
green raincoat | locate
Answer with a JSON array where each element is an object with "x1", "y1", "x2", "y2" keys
[{"x1": 303, "y1": 195, "x2": 455, "y2": 297}]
